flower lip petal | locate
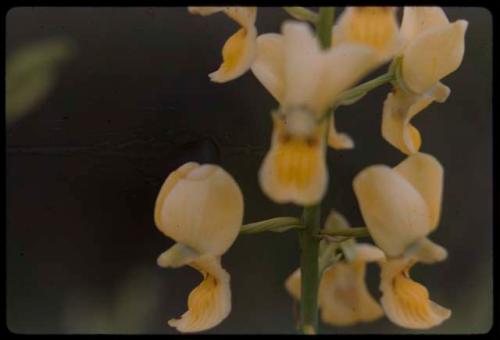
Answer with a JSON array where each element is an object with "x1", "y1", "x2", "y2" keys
[
  {"x1": 209, "y1": 26, "x2": 258, "y2": 83},
  {"x1": 258, "y1": 116, "x2": 328, "y2": 205},
  {"x1": 168, "y1": 255, "x2": 232, "y2": 333},
  {"x1": 380, "y1": 258, "x2": 451, "y2": 329}
]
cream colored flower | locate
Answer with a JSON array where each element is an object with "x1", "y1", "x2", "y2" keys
[
  {"x1": 188, "y1": 7, "x2": 257, "y2": 83},
  {"x1": 285, "y1": 243, "x2": 385, "y2": 326},
  {"x1": 353, "y1": 153, "x2": 451, "y2": 329},
  {"x1": 154, "y1": 162, "x2": 244, "y2": 332},
  {"x1": 251, "y1": 21, "x2": 379, "y2": 205},
  {"x1": 332, "y1": 7, "x2": 401, "y2": 61},
  {"x1": 353, "y1": 152, "x2": 444, "y2": 257},
  {"x1": 382, "y1": 7, "x2": 468, "y2": 154}
]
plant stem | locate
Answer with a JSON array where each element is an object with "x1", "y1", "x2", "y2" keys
[
  {"x1": 336, "y1": 72, "x2": 395, "y2": 105},
  {"x1": 283, "y1": 7, "x2": 318, "y2": 23},
  {"x1": 315, "y1": 7, "x2": 334, "y2": 47},
  {"x1": 320, "y1": 227, "x2": 370, "y2": 239},
  {"x1": 297, "y1": 7, "x2": 335, "y2": 335},
  {"x1": 299, "y1": 204, "x2": 321, "y2": 334},
  {"x1": 240, "y1": 217, "x2": 303, "y2": 234}
]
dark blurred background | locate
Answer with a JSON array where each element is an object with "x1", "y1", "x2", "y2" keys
[{"x1": 6, "y1": 7, "x2": 492, "y2": 334}]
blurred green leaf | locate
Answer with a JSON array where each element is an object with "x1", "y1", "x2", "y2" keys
[{"x1": 6, "y1": 37, "x2": 75, "y2": 125}]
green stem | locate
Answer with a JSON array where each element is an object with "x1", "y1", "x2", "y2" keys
[
  {"x1": 240, "y1": 217, "x2": 303, "y2": 234},
  {"x1": 299, "y1": 204, "x2": 321, "y2": 334},
  {"x1": 315, "y1": 7, "x2": 334, "y2": 47},
  {"x1": 283, "y1": 7, "x2": 318, "y2": 23},
  {"x1": 297, "y1": 7, "x2": 335, "y2": 335},
  {"x1": 320, "y1": 227, "x2": 370, "y2": 239},
  {"x1": 318, "y1": 72, "x2": 395, "y2": 123}
]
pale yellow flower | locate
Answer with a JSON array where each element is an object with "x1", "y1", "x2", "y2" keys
[
  {"x1": 154, "y1": 162, "x2": 244, "y2": 332},
  {"x1": 353, "y1": 153, "x2": 451, "y2": 329},
  {"x1": 332, "y1": 7, "x2": 401, "y2": 61},
  {"x1": 251, "y1": 21, "x2": 379, "y2": 205},
  {"x1": 188, "y1": 7, "x2": 257, "y2": 82},
  {"x1": 285, "y1": 243, "x2": 385, "y2": 326},
  {"x1": 353, "y1": 152, "x2": 444, "y2": 257},
  {"x1": 382, "y1": 7, "x2": 468, "y2": 154}
]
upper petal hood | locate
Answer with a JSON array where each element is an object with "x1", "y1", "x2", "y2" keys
[
  {"x1": 332, "y1": 7, "x2": 401, "y2": 61},
  {"x1": 353, "y1": 163, "x2": 431, "y2": 257},
  {"x1": 155, "y1": 163, "x2": 244, "y2": 256},
  {"x1": 402, "y1": 20, "x2": 468, "y2": 93},
  {"x1": 400, "y1": 7, "x2": 449, "y2": 45}
]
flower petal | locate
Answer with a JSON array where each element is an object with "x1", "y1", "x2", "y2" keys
[
  {"x1": 402, "y1": 20, "x2": 468, "y2": 93},
  {"x1": 400, "y1": 7, "x2": 449, "y2": 44},
  {"x1": 157, "y1": 243, "x2": 200, "y2": 268},
  {"x1": 155, "y1": 163, "x2": 244, "y2": 256},
  {"x1": 209, "y1": 26, "x2": 258, "y2": 83},
  {"x1": 251, "y1": 33, "x2": 285, "y2": 103},
  {"x1": 259, "y1": 115, "x2": 328, "y2": 205},
  {"x1": 393, "y1": 153, "x2": 444, "y2": 229},
  {"x1": 429, "y1": 81, "x2": 451, "y2": 103},
  {"x1": 188, "y1": 6, "x2": 225, "y2": 16},
  {"x1": 353, "y1": 243, "x2": 386, "y2": 263},
  {"x1": 332, "y1": 7, "x2": 401, "y2": 61},
  {"x1": 222, "y1": 7, "x2": 257, "y2": 29},
  {"x1": 380, "y1": 258, "x2": 451, "y2": 329},
  {"x1": 353, "y1": 164, "x2": 432, "y2": 257},
  {"x1": 328, "y1": 114, "x2": 354, "y2": 149},
  {"x1": 188, "y1": 7, "x2": 256, "y2": 29},
  {"x1": 316, "y1": 43, "x2": 379, "y2": 113},
  {"x1": 404, "y1": 238, "x2": 448, "y2": 264},
  {"x1": 281, "y1": 21, "x2": 323, "y2": 110},
  {"x1": 381, "y1": 88, "x2": 433, "y2": 155},
  {"x1": 168, "y1": 255, "x2": 231, "y2": 333},
  {"x1": 320, "y1": 262, "x2": 384, "y2": 326},
  {"x1": 284, "y1": 268, "x2": 301, "y2": 301}
]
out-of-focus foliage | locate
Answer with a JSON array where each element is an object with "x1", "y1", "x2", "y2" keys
[
  {"x1": 6, "y1": 38, "x2": 75, "y2": 126},
  {"x1": 61, "y1": 267, "x2": 163, "y2": 334}
]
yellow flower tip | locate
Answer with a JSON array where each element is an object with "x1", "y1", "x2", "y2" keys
[
  {"x1": 320, "y1": 262, "x2": 384, "y2": 326},
  {"x1": 168, "y1": 256, "x2": 231, "y2": 333},
  {"x1": 328, "y1": 115, "x2": 354, "y2": 150},
  {"x1": 209, "y1": 26, "x2": 258, "y2": 83},
  {"x1": 259, "y1": 113, "x2": 328, "y2": 205},
  {"x1": 380, "y1": 259, "x2": 451, "y2": 329},
  {"x1": 189, "y1": 7, "x2": 257, "y2": 83},
  {"x1": 353, "y1": 152, "x2": 444, "y2": 257},
  {"x1": 155, "y1": 162, "x2": 244, "y2": 256},
  {"x1": 187, "y1": 6, "x2": 224, "y2": 16},
  {"x1": 381, "y1": 88, "x2": 435, "y2": 155},
  {"x1": 333, "y1": 6, "x2": 401, "y2": 61},
  {"x1": 402, "y1": 18, "x2": 468, "y2": 94},
  {"x1": 284, "y1": 268, "x2": 301, "y2": 300}
]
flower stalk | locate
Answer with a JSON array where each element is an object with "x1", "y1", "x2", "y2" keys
[
  {"x1": 320, "y1": 227, "x2": 370, "y2": 239},
  {"x1": 240, "y1": 217, "x2": 303, "y2": 234},
  {"x1": 297, "y1": 7, "x2": 335, "y2": 335},
  {"x1": 283, "y1": 7, "x2": 318, "y2": 24}
]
